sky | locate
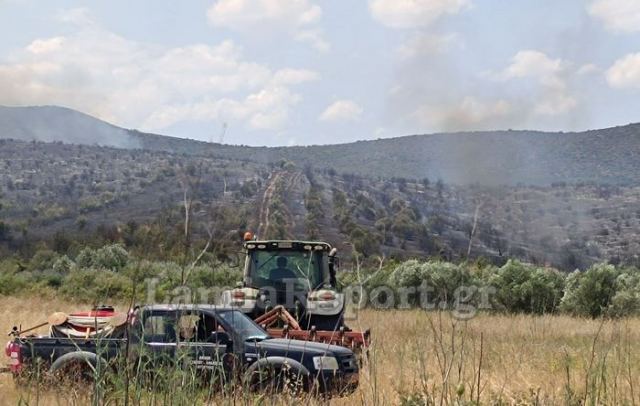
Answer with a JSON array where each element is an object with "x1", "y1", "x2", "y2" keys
[{"x1": 1, "y1": 0, "x2": 640, "y2": 146}]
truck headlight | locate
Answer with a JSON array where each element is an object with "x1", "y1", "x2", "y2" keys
[{"x1": 313, "y1": 356, "x2": 339, "y2": 371}]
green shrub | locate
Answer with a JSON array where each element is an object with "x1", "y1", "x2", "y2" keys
[
  {"x1": 76, "y1": 247, "x2": 97, "y2": 268},
  {"x1": 0, "y1": 270, "x2": 29, "y2": 295},
  {"x1": 490, "y1": 260, "x2": 565, "y2": 314},
  {"x1": 52, "y1": 255, "x2": 73, "y2": 274},
  {"x1": 390, "y1": 259, "x2": 423, "y2": 288},
  {"x1": 391, "y1": 260, "x2": 477, "y2": 306},
  {"x1": 74, "y1": 244, "x2": 129, "y2": 271},
  {"x1": 189, "y1": 263, "x2": 242, "y2": 289},
  {"x1": 60, "y1": 268, "x2": 133, "y2": 302},
  {"x1": 95, "y1": 244, "x2": 129, "y2": 271},
  {"x1": 35, "y1": 270, "x2": 65, "y2": 289},
  {"x1": 28, "y1": 249, "x2": 59, "y2": 272},
  {"x1": 607, "y1": 271, "x2": 640, "y2": 317},
  {"x1": 560, "y1": 264, "x2": 620, "y2": 317}
]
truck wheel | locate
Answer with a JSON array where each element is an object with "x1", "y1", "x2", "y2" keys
[
  {"x1": 247, "y1": 364, "x2": 306, "y2": 395},
  {"x1": 244, "y1": 359, "x2": 309, "y2": 395},
  {"x1": 54, "y1": 359, "x2": 95, "y2": 383},
  {"x1": 50, "y1": 351, "x2": 105, "y2": 383}
]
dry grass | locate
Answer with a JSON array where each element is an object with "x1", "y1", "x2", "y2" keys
[
  {"x1": 0, "y1": 295, "x2": 95, "y2": 405},
  {"x1": 347, "y1": 310, "x2": 640, "y2": 405},
  {"x1": 1, "y1": 295, "x2": 639, "y2": 405}
]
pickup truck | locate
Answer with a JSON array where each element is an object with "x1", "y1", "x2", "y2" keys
[{"x1": 5, "y1": 304, "x2": 359, "y2": 396}]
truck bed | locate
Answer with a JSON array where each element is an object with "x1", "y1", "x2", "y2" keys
[{"x1": 17, "y1": 336, "x2": 125, "y2": 365}]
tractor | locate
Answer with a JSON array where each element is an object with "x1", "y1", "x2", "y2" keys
[{"x1": 221, "y1": 234, "x2": 345, "y2": 331}]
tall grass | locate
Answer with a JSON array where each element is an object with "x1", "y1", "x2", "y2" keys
[{"x1": 1, "y1": 296, "x2": 639, "y2": 405}]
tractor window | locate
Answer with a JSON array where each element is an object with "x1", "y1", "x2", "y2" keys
[{"x1": 248, "y1": 249, "x2": 327, "y2": 290}]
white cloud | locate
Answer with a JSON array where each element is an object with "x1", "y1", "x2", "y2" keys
[
  {"x1": 496, "y1": 50, "x2": 576, "y2": 116},
  {"x1": 369, "y1": 0, "x2": 470, "y2": 29},
  {"x1": 319, "y1": 100, "x2": 363, "y2": 122},
  {"x1": 499, "y1": 50, "x2": 564, "y2": 81},
  {"x1": 606, "y1": 52, "x2": 640, "y2": 88},
  {"x1": 588, "y1": 0, "x2": 640, "y2": 33},
  {"x1": 207, "y1": 0, "x2": 329, "y2": 51},
  {"x1": 0, "y1": 17, "x2": 319, "y2": 133},
  {"x1": 26, "y1": 37, "x2": 65, "y2": 54}
]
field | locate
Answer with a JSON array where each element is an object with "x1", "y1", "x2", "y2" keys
[{"x1": 0, "y1": 296, "x2": 639, "y2": 405}]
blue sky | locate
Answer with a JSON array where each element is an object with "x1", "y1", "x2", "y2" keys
[{"x1": 1, "y1": 0, "x2": 640, "y2": 146}]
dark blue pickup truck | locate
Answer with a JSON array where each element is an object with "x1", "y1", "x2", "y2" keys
[{"x1": 6, "y1": 304, "x2": 359, "y2": 396}]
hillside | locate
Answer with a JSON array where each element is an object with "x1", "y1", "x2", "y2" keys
[
  {"x1": 0, "y1": 105, "x2": 140, "y2": 149},
  {"x1": 3, "y1": 105, "x2": 640, "y2": 186},
  {"x1": 2, "y1": 138, "x2": 640, "y2": 270}
]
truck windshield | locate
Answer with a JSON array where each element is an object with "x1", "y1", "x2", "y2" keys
[
  {"x1": 218, "y1": 310, "x2": 269, "y2": 341},
  {"x1": 247, "y1": 249, "x2": 326, "y2": 290}
]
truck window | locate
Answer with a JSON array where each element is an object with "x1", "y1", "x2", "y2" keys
[
  {"x1": 144, "y1": 311, "x2": 226, "y2": 344},
  {"x1": 178, "y1": 315, "x2": 199, "y2": 341},
  {"x1": 194, "y1": 312, "x2": 224, "y2": 342},
  {"x1": 143, "y1": 314, "x2": 177, "y2": 343},
  {"x1": 218, "y1": 310, "x2": 268, "y2": 341}
]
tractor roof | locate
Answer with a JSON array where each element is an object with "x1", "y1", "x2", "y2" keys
[{"x1": 244, "y1": 240, "x2": 332, "y2": 251}]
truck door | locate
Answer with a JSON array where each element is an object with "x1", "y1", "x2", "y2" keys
[
  {"x1": 176, "y1": 311, "x2": 232, "y2": 385},
  {"x1": 141, "y1": 311, "x2": 178, "y2": 368}
]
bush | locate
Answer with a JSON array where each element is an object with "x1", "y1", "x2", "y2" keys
[
  {"x1": 95, "y1": 244, "x2": 129, "y2": 271},
  {"x1": 560, "y1": 264, "x2": 620, "y2": 317},
  {"x1": 60, "y1": 268, "x2": 133, "y2": 302},
  {"x1": 28, "y1": 249, "x2": 59, "y2": 272},
  {"x1": 4, "y1": 242, "x2": 640, "y2": 319},
  {"x1": 421, "y1": 261, "x2": 477, "y2": 305},
  {"x1": 75, "y1": 247, "x2": 97, "y2": 268},
  {"x1": 490, "y1": 260, "x2": 565, "y2": 314},
  {"x1": 390, "y1": 260, "x2": 423, "y2": 288},
  {"x1": 607, "y1": 271, "x2": 640, "y2": 317},
  {"x1": 0, "y1": 270, "x2": 29, "y2": 295},
  {"x1": 75, "y1": 244, "x2": 129, "y2": 271},
  {"x1": 35, "y1": 270, "x2": 65, "y2": 289},
  {"x1": 189, "y1": 264, "x2": 242, "y2": 289},
  {"x1": 391, "y1": 260, "x2": 477, "y2": 306},
  {"x1": 52, "y1": 255, "x2": 73, "y2": 274}
]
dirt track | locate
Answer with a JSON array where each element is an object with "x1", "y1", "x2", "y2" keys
[
  {"x1": 256, "y1": 170, "x2": 305, "y2": 239},
  {"x1": 256, "y1": 171, "x2": 282, "y2": 237}
]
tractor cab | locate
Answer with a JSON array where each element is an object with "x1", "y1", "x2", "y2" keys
[
  {"x1": 221, "y1": 237, "x2": 345, "y2": 330},
  {"x1": 245, "y1": 240, "x2": 334, "y2": 291}
]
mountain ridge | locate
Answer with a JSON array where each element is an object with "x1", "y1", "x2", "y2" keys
[{"x1": 2, "y1": 105, "x2": 640, "y2": 186}]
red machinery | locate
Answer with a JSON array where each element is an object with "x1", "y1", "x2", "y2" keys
[{"x1": 254, "y1": 306, "x2": 370, "y2": 352}]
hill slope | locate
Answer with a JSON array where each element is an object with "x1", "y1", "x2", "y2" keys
[
  {"x1": 2, "y1": 138, "x2": 640, "y2": 270},
  {"x1": 2, "y1": 105, "x2": 640, "y2": 186},
  {"x1": 0, "y1": 105, "x2": 140, "y2": 149}
]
